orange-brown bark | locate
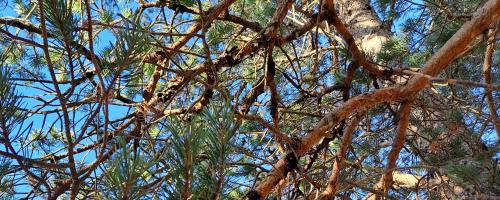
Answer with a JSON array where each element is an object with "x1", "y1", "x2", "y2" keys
[
  {"x1": 402, "y1": 0, "x2": 500, "y2": 94},
  {"x1": 482, "y1": 25, "x2": 500, "y2": 139},
  {"x1": 319, "y1": 113, "x2": 365, "y2": 199},
  {"x1": 323, "y1": 0, "x2": 385, "y2": 77},
  {"x1": 366, "y1": 100, "x2": 413, "y2": 200},
  {"x1": 246, "y1": 0, "x2": 500, "y2": 198},
  {"x1": 142, "y1": 0, "x2": 237, "y2": 101}
]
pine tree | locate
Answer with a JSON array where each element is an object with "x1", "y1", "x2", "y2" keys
[{"x1": 0, "y1": 0, "x2": 498, "y2": 199}]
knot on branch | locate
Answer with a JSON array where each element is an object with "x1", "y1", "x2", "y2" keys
[
  {"x1": 223, "y1": 46, "x2": 239, "y2": 66},
  {"x1": 135, "y1": 106, "x2": 146, "y2": 123},
  {"x1": 289, "y1": 136, "x2": 303, "y2": 151},
  {"x1": 157, "y1": 90, "x2": 175, "y2": 103},
  {"x1": 283, "y1": 152, "x2": 299, "y2": 176},
  {"x1": 256, "y1": 35, "x2": 272, "y2": 46},
  {"x1": 266, "y1": 55, "x2": 276, "y2": 78},
  {"x1": 382, "y1": 69, "x2": 395, "y2": 79},
  {"x1": 84, "y1": 71, "x2": 95, "y2": 79},
  {"x1": 166, "y1": 0, "x2": 191, "y2": 14},
  {"x1": 157, "y1": 77, "x2": 184, "y2": 103},
  {"x1": 246, "y1": 190, "x2": 261, "y2": 200}
]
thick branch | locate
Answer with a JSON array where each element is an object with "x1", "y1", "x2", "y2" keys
[
  {"x1": 402, "y1": 0, "x2": 500, "y2": 94},
  {"x1": 323, "y1": 0, "x2": 385, "y2": 77},
  {"x1": 482, "y1": 25, "x2": 500, "y2": 139},
  {"x1": 245, "y1": 87, "x2": 405, "y2": 200},
  {"x1": 319, "y1": 113, "x2": 365, "y2": 199},
  {"x1": 246, "y1": 0, "x2": 500, "y2": 197},
  {"x1": 368, "y1": 100, "x2": 413, "y2": 200},
  {"x1": 142, "y1": 0, "x2": 237, "y2": 101}
]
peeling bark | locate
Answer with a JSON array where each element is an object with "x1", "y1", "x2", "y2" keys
[
  {"x1": 319, "y1": 113, "x2": 365, "y2": 199},
  {"x1": 336, "y1": 0, "x2": 391, "y2": 55},
  {"x1": 142, "y1": 0, "x2": 237, "y2": 101},
  {"x1": 482, "y1": 24, "x2": 500, "y2": 139},
  {"x1": 247, "y1": 0, "x2": 500, "y2": 198},
  {"x1": 366, "y1": 100, "x2": 413, "y2": 200}
]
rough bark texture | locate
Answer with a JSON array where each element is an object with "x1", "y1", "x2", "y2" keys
[
  {"x1": 482, "y1": 24, "x2": 500, "y2": 139},
  {"x1": 246, "y1": 87, "x2": 405, "y2": 199},
  {"x1": 247, "y1": 0, "x2": 500, "y2": 198},
  {"x1": 336, "y1": 0, "x2": 391, "y2": 55},
  {"x1": 2, "y1": 0, "x2": 498, "y2": 198},
  {"x1": 367, "y1": 100, "x2": 413, "y2": 200},
  {"x1": 142, "y1": 0, "x2": 237, "y2": 101},
  {"x1": 403, "y1": 0, "x2": 500, "y2": 93},
  {"x1": 319, "y1": 113, "x2": 365, "y2": 199}
]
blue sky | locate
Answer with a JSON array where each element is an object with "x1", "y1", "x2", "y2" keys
[{"x1": 0, "y1": 0, "x2": 498, "y2": 198}]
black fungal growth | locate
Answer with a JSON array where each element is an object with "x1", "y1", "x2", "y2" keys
[
  {"x1": 223, "y1": 46, "x2": 239, "y2": 67},
  {"x1": 246, "y1": 190, "x2": 261, "y2": 200},
  {"x1": 267, "y1": 55, "x2": 276, "y2": 77},
  {"x1": 283, "y1": 152, "x2": 299, "y2": 176},
  {"x1": 84, "y1": 71, "x2": 95, "y2": 79}
]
